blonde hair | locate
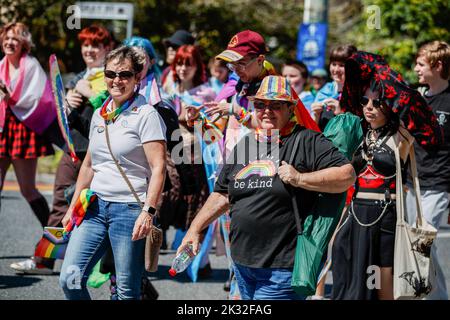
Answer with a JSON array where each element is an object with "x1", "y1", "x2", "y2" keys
[
  {"x1": 0, "y1": 22, "x2": 34, "y2": 54},
  {"x1": 417, "y1": 41, "x2": 450, "y2": 80}
]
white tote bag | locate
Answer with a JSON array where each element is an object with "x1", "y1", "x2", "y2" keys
[{"x1": 393, "y1": 134, "x2": 437, "y2": 300}]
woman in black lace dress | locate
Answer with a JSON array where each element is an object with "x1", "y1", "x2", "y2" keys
[{"x1": 331, "y1": 52, "x2": 440, "y2": 300}]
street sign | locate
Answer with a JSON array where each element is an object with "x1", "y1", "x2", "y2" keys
[
  {"x1": 74, "y1": 1, "x2": 134, "y2": 38},
  {"x1": 296, "y1": 22, "x2": 328, "y2": 73}
]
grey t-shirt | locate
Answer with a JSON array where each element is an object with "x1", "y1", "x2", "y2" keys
[{"x1": 89, "y1": 94, "x2": 166, "y2": 202}]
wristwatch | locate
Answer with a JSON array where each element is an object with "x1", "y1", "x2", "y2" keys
[{"x1": 142, "y1": 205, "x2": 156, "y2": 216}]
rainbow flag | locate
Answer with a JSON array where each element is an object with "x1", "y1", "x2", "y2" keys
[
  {"x1": 34, "y1": 189, "x2": 96, "y2": 260},
  {"x1": 34, "y1": 227, "x2": 69, "y2": 259},
  {"x1": 49, "y1": 54, "x2": 78, "y2": 162},
  {"x1": 64, "y1": 188, "x2": 97, "y2": 234}
]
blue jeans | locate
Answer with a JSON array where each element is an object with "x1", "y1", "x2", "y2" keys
[
  {"x1": 59, "y1": 197, "x2": 145, "y2": 300},
  {"x1": 233, "y1": 264, "x2": 304, "y2": 300}
]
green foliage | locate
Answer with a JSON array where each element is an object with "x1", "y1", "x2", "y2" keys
[
  {"x1": 341, "y1": 0, "x2": 450, "y2": 84},
  {"x1": 1, "y1": 0, "x2": 448, "y2": 84}
]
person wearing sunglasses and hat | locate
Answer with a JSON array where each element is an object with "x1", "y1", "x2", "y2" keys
[
  {"x1": 59, "y1": 46, "x2": 167, "y2": 300},
  {"x1": 196, "y1": 30, "x2": 277, "y2": 129},
  {"x1": 331, "y1": 51, "x2": 440, "y2": 300},
  {"x1": 178, "y1": 75, "x2": 355, "y2": 300}
]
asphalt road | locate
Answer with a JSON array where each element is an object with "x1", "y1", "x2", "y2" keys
[{"x1": 1, "y1": 188, "x2": 449, "y2": 300}]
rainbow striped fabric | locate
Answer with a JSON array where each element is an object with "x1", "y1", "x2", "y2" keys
[
  {"x1": 64, "y1": 188, "x2": 97, "y2": 234},
  {"x1": 49, "y1": 54, "x2": 78, "y2": 162},
  {"x1": 34, "y1": 227, "x2": 69, "y2": 259},
  {"x1": 34, "y1": 189, "x2": 96, "y2": 259}
]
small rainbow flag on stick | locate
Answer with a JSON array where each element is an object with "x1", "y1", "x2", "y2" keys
[
  {"x1": 49, "y1": 54, "x2": 78, "y2": 163},
  {"x1": 34, "y1": 189, "x2": 96, "y2": 259},
  {"x1": 34, "y1": 227, "x2": 69, "y2": 259}
]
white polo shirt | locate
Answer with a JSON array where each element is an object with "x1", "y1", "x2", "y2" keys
[{"x1": 89, "y1": 94, "x2": 166, "y2": 202}]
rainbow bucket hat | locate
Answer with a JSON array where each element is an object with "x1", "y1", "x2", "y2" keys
[{"x1": 248, "y1": 75, "x2": 298, "y2": 104}]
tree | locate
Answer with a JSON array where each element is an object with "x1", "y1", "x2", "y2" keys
[{"x1": 338, "y1": 0, "x2": 450, "y2": 84}]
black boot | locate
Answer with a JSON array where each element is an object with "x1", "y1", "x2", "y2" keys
[{"x1": 28, "y1": 195, "x2": 50, "y2": 228}]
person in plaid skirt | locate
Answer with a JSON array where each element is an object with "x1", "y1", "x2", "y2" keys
[{"x1": 0, "y1": 22, "x2": 55, "y2": 273}]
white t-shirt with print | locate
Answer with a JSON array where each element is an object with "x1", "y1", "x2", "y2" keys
[{"x1": 89, "y1": 94, "x2": 166, "y2": 202}]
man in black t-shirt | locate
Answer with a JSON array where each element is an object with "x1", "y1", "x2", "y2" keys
[
  {"x1": 406, "y1": 41, "x2": 450, "y2": 300},
  {"x1": 178, "y1": 76, "x2": 355, "y2": 300}
]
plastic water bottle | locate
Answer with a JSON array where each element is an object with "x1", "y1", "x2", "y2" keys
[{"x1": 169, "y1": 243, "x2": 196, "y2": 276}]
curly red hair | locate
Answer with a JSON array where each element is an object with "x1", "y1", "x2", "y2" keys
[
  {"x1": 78, "y1": 25, "x2": 112, "y2": 47},
  {"x1": 171, "y1": 45, "x2": 206, "y2": 87}
]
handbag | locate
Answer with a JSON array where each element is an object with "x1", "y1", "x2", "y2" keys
[
  {"x1": 104, "y1": 120, "x2": 163, "y2": 272},
  {"x1": 392, "y1": 129, "x2": 437, "y2": 299}
]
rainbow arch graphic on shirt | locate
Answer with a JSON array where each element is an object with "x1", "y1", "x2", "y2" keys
[{"x1": 235, "y1": 160, "x2": 277, "y2": 179}]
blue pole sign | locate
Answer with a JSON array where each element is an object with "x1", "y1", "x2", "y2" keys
[{"x1": 296, "y1": 23, "x2": 328, "y2": 72}]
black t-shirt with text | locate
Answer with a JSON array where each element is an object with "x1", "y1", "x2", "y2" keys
[
  {"x1": 214, "y1": 126, "x2": 349, "y2": 268},
  {"x1": 408, "y1": 83, "x2": 450, "y2": 192}
]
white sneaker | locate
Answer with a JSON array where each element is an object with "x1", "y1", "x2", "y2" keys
[{"x1": 10, "y1": 258, "x2": 54, "y2": 275}]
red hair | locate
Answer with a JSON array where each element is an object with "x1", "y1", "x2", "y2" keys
[
  {"x1": 171, "y1": 45, "x2": 206, "y2": 87},
  {"x1": 78, "y1": 25, "x2": 112, "y2": 47}
]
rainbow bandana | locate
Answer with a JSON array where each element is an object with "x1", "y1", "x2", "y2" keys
[{"x1": 100, "y1": 93, "x2": 136, "y2": 122}]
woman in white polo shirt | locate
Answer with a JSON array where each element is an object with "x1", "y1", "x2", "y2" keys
[{"x1": 59, "y1": 46, "x2": 167, "y2": 300}]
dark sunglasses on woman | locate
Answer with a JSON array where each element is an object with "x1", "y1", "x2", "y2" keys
[
  {"x1": 104, "y1": 70, "x2": 136, "y2": 79},
  {"x1": 360, "y1": 96, "x2": 383, "y2": 108},
  {"x1": 253, "y1": 101, "x2": 287, "y2": 111}
]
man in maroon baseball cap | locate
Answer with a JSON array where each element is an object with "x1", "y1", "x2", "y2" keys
[{"x1": 216, "y1": 30, "x2": 269, "y2": 62}]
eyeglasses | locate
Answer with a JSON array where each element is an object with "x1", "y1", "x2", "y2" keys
[
  {"x1": 253, "y1": 101, "x2": 287, "y2": 111},
  {"x1": 360, "y1": 96, "x2": 383, "y2": 108},
  {"x1": 104, "y1": 70, "x2": 136, "y2": 79},
  {"x1": 227, "y1": 57, "x2": 257, "y2": 72}
]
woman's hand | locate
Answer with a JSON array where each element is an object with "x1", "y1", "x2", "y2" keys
[
  {"x1": 66, "y1": 90, "x2": 83, "y2": 108},
  {"x1": 204, "y1": 101, "x2": 231, "y2": 118},
  {"x1": 185, "y1": 105, "x2": 201, "y2": 126},
  {"x1": 310, "y1": 102, "x2": 324, "y2": 123},
  {"x1": 132, "y1": 211, "x2": 152, "y2": 241},
  {"x1": 61, "y1": 207, "x2": 74, "y2": 228},
  {"x1": 278, "y1": 161, "x2": 301, "y2": 187},
  {"x1": 323, "y1": 98, "x2": 342, "y2": 115},
  {"x1": 74, "y1": 79, "x2": 94, "y2": 99},
  {"x1": 177, "y1": 228, "x2": 202, "y2": 256},
  {"x1": 0, "y1": 80, "x2": 10, "y2": 102}
]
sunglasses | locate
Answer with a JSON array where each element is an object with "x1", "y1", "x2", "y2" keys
[
  {"x1": 360, "y1": 96, "x2": 383, "y2": 108},
  {"x1": 253, "y1": 101, "x2": 287, "y2": 111},
  {"x1": 104, "y1": 70, "x2": 136, "y2": 79}
]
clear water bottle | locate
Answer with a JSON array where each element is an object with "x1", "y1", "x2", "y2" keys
[{"x1": 169, "y1": 243, "x2": 196, "y2": 277}]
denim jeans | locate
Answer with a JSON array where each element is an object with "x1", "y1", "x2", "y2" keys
[
  {"x1": 233, "y1": 263, "x2": 304, "y2": 300},
  {"x1": 59, "y1": 197, "x2": 145, "y2": 300}
]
